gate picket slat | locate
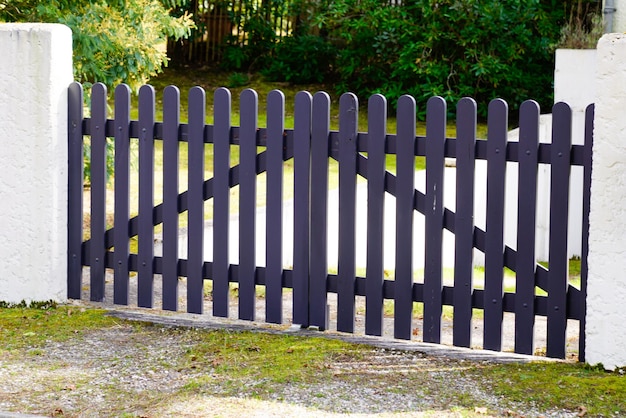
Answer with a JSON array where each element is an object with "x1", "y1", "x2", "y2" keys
[
  {"x1": 137, "y1": 85, "x2": 156, "y2": 308},
  {"x1": 292, "y1": 91, "x2": 313, "y2": 327},
  {"x1": 213, "y1": 87, "x2": 232, "y2": 317},
  {"x1": 394, "y1": 95, "x2": 416, "y2": 340},
  {"x1": 113, "y1": 84, "x2": 131, "y2": 306},
  {"x1": 90, "y1": 83, "x2": 108, "y2": 302},
  {"x1": 266, "y1": 90, "x2": 286, "y2": 323},
  {"x1": 68, "y1": 82, "x2": 84, "y2": 300},
  {"x1": 579, "y1": 104, "x2": 594, "y2": 362},
  {"x1": 337, "y1": 93, "x2": 359, "y2": 333},
  {"x1": 514, "y1": 100, "x2": 540, "y2": 355},
  {"x1": 484, "y1": 98, "x2": 508, "y2": 351},
  {"x1": 238, "y1": 89, "x2": 259, "y2": 320},
  {"x1": 187, "y1": 87, "x2": 206, "y2": 314},
  {"x1": 310, "y1": 92, "x2": 331, "y2": 330},
  {"x1": 424, "y1": 96, "x2": 446, "y2": 343},
  {"x1": 452, "y1": 97, "x2": 477, "y2": 348},
  {"x1": 162, "y1": 86, "x2": 181, "y2": 311},
  {"x1": 365, "y1": 94, "x2": 387, "y2": 336},
  {"x1": 547, "y1": 102, "x2": 572, "y2": 359}
]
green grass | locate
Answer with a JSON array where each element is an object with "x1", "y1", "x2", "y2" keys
[
  {"x1": 0, "y1": 303, "x2": 118, "y2": 352},
  {"x1": 466, "y1": 362, "x2": 626, "y2": 417},
  {"x1": 181, "y1": 330, "x2": 363, "y2": 388}
]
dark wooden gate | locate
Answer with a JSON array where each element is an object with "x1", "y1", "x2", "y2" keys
[{"x1": 67, "y1": 82, "x2": 592, "y2": 360}]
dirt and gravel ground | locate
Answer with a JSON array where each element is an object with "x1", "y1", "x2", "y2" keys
[
  {"x1": 0, "y1": 305, "x2": 577, "y2": 418},
  {"x1": 0, "y1": 270, "x2": 582, "y2": 417}
]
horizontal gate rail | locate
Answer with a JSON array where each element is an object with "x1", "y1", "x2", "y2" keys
[
  {"x1": 77, "y1": 118, "x2": 588, "y2": 165},
  {"x1": 69, "y1": 81, "x2": 591, "y2": 360}
]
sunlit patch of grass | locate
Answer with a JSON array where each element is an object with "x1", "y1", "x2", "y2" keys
[
  {"x1": 466, "y1": 362, "x2": 626, "y2": 417},
  {"x1": 0, "y1": 304, "x2": 118, "y2": 352},
  {"x1": 181, "y1": 330, "x2": 365, "y2": 390}
]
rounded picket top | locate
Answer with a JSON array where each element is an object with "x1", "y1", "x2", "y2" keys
[
  {"x1": 68, "y1": 82, "x2": 84, "y2": 125},
  {"x1": 188, "y1": 85, "x2": 206, "y2": 108},
  {"x1": 457, "y1": 97, "x2": 477, "y2": 114},
  {"x1": 396, "y1": 94, "x2": 416, "y2": 127},
  {"x1": 426, "y1": 96, "x2": 447, "y2": 138},
  {"x1": 551, "y1": 101, "x2": 572, "y2": 148},
  {"x1": 268, "y1": 89, "x2": 285, "y2": 110},
  {"x1": 487, "y1": 98, "x2": 509, "y2": 137},
  {"x1": 295, "y1": 90, "x2": 313, "y2": 114},
  {"x1": 214, "y1": 86, "x2": 232, "y2": 106},
  {"x1": 518, "y1": 100, "x2": 540, "y2": 147},
  {"x1": 294, "y1": 91, "x2": 313, "y2": 130},
  {"x1": 520, "y1": 99, "x2": 540, "y2": 115},
  {"x1": 426, "y1": 95, "x2": 447, "y2": 115},
  {"x1": 163, "y1": 84, "x2": 180, "y2": 96},
  {"x1": 240, "y1": 87, "x2": 258, "y2": 106},
  {"x1": 138, "y1": 84, "x2": 155, "y2": 100},
  {"x1": 552, "y1": 101, "x2": 572, "y2": 117},
  {"x1": 91, "y1": 82, "x2": 107, "y2": 98},
  {"x1": 339, "y1": 92, "x2": 358, "y2": 134},
  {"x1": 295, "y1": 90, "x2": 313, "y2": 103},
  {"x1": 368, "y1": 94, "x2": 387, "y2": 108},
  {"x1": 312, "y1": 91, "x2": 330, "y2": 140},
  {"x1": 488, "y1": 97, "x2": 509, "y2": 115},
  {"x1": 367, "y1": 93, "x2": 387, "y2": 119},
  {"x1": 114, "y1": 84, "x2": 131, "y2": 119},
  {"x1": 69, "y1": 80, "x2": 83, "y2": 92},
  {"x1": 115, "y1": 83, "x2": 132, "y2": 98},
  {"x1": 339, "y1": 92, "x2": 359, "y2": 111},
  {"x1": 313, "y1": 90, "x2": 331, "y2": 111},
  {"x1": 397, "y1": 94, "x2": 416, "y2": 110},
  {"x1": 163, "y1": 85, "x2": 181, "y2": 118}
]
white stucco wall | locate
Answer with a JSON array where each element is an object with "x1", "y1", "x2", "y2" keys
[
  {"x1": 587, "y1": 33, "x2": 626, "y2": 370},
  {"x1": 553, "y1": 48, "x2": 597, "y2": 260},
  {"x1": 0, "y1": 24, "x2": 72, "y2": 303}
]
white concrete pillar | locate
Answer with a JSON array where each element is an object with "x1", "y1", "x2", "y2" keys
[
  {"x1": 0, "y1": 24, "x2": 73, "y2": 303},
  {"x1": 587, "y1": 33, "x2": 626, "y2": 370},
  {"x1": 554, "y1": 48, "x2": 597, "y2": 260}
]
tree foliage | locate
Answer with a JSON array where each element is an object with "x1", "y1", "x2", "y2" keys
[
  {"x1": 220, "y1": 0, "x2": 598, "y2": 117},
  {"x1": 0, "y1": 0, "x2": 194, "y2": 90},
  {"x1": 312, "y1": 0, "x2": 586, "y2": 117}
]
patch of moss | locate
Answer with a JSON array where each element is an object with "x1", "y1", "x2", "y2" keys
[
  {"x1": 181, "y1": 330, "x2": 364, "y2": 391},
  {"x1": 0, "y1": 305, "x2": 119, "y2": 351},
  {"x1": 466, "y1": 362, "x2": 626, "y2": 416}
]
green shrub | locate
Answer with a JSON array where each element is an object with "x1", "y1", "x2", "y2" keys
[
  {"x1": 1, "y1": 0, "x2": 194, "y2": 91},
  {"x1": 315, "y1": 0, "x2": 570, "y2": 117},
  {"x1": 262, "y1": 34, "x2": 336, "y2": 84},
  {"x1": 220, "y1": 0, "x2": 283, "y2": 72}
]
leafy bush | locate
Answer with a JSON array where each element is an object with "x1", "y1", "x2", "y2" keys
[
  {"x1": 220, "y1": 0, "x2": 284, "y2": 72},
  {"x1": 262, "y1": 34, "x2": 336, "y2": 84},
  {"x1": 0, "y1": 0, "x2": 194, "y2": 91},
  {"x1": 314, "y1": 0, "x2": 570, "y2": 117}
]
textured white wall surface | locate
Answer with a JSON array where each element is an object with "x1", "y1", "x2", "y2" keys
[
  {"x1": 553, "y1": 49, "x2": 597, "y2": 259},
  {"x1": 587, "y1": 33, "x2": 626, "y2": 370},
  {"x1": 0, "y1": 24, "x2": 72, "y2": 303}
]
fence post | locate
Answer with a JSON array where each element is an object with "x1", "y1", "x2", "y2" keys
[
  {"x1": 587, "y1": 33, "x2": 626, "y2": 370},
  {"x1": 0, "y1": 24, "x2": 73, "y2": 303}
]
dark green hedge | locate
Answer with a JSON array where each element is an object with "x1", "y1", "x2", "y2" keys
[{"x1": 222, "y1": 0, "x2": 598, "y2": 117}]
